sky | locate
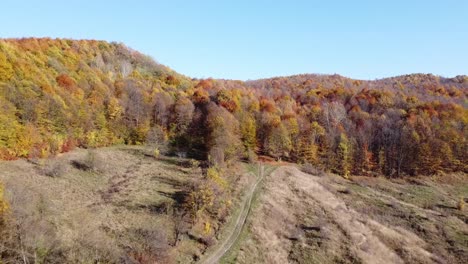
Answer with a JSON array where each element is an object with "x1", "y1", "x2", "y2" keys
[{"x1": 1, "y1": 0, "x2": 467, "y2": 80}]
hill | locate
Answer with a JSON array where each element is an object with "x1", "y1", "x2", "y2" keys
[{"x1": 0, "y1": 38, "x2": 467, "y2": 177}]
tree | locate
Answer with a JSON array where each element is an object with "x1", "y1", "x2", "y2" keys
[
  {"x1": 173, "y1": 97, "x2": 194, "y2": 136},
  {"x1": 192, "y1": 88, "x2": 210, "y2": 105},
  {"x1": 206, "y1": 103, "x2": 241, "y2": 166},
  {"x1": 152, "y1": 92, "x2": 174, "y2": 128},
  {"x1": 216, "y1": 90, "x2": 240, "y2": 112},
  {"x1": 105, "y1": 97, "x2": 123, "y2": 120},
  {"x1": 0, "y1": 38, "x2": 466, "y2": 179},
  {"x1": 0, "y1": 53, "x2": 14, "y2": 82},
  {"x1": 336, "y1": 133, "x2": 352, "y2": 178},
  {"x1": 56, "y1": 74, "x2": 76, "y2": 92},
  {"x1": 297, "y1": 121, "x2": 325, "y2": 165},
  {"x1": 265, "y1": 123, "x2": 292, "y2": 161},
  {"x1": 186, "y1": 181, "x2": 215, "y2": 218},
  {"x1": 124, "y1": 80, "x2": 149, "y2": 127},
  {"x1": 146, "y1": 125, "x2": 168, "y2": 152},
  {"x1": 120, "y1": 60, "x2": 133, "y2": 77},
  {"x1": 323, "y1": 101, "x2": 346, "y2": 129},
  {"x1": 0, "y1": 100, "x2": 34, "y2": 159},
  {"x1": 239, "y1": 113, "x2": 257, "y2": 154}
]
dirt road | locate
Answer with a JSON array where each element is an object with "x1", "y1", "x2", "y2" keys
[{"x1": 199, "y1": 164, "x2": 265, "y2": 264}]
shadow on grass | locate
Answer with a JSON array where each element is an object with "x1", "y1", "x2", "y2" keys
[
  {"x1": 157, "y1": 156, "x2": 181, "y2": 166},
  {"x1": 157, "y1": 190, "x2": 188, "y2": 206},
  {"x1": 435, "y1": 204, "x2": 457, "y2": 210},
  {"x1": 151, "y1": 175, "x2": 186, "y2": 188}
]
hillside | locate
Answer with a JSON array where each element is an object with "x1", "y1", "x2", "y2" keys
[
  {"x1": 0, "y1": 38, "x2": 467, "y2": 263},
  {"x1": 0, "y1": 146, "x2": 254, "y2": 263},
  {"x1": 222, "y1": 166, "x2": 467, "y2": 264},
  {"x1": 0, "y1": 38, "x2": 192, "y2": 159},
  {"x1": 1, "y1": 38, "x2": 467, "y2": 177}
]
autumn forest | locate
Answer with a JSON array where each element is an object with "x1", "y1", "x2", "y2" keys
[{"x1": 0, "y1": 38, "x2": 466, "y2": 177}]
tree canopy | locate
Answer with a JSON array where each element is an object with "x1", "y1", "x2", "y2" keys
[{"x1": 0, "y1": 38, "x2": 466, "y2": 177}]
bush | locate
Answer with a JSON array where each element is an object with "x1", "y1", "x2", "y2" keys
[
  {"x1": 189, "y1": 159, "x2": 200, "y2": 168},
  {"x1": 153, "y1": 148, "x2": 160, "y2": 158},
  {"x1": 458, "y1": 197, "x2": 465, "y2": 211},
  {"x1": 247, "y1": 149, "x2": 258, "y2": 163},
  {"x1": 72, "y1": 150, "x2": 106, "y2": 173},
  {"x1": 42, "y1": 160, "x2": 67, "y2": 177},
  {"x1": 180, "y1": 159, "x2": 200, "y2": 168},
  {"x1": 206, "y1": 167, "x2": 227, "y2": 189},
  {"x1": 0, "y1": 182, "x2": 8, "y2": 217},
  {"x1": 301, "y1": 163, "x2": 326, "y2": 177}
]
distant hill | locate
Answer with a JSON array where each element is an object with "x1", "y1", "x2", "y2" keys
[{"x1": 0, "y1": 38, "x2": 466, "y2": 176}]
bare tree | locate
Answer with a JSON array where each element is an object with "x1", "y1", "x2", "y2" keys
[
  {"x1": 120, "y1": 60, "x2": 133, "y2": 77},
  {"x1": 322, "y1": 101, "x2": 346, "y2": 128}
]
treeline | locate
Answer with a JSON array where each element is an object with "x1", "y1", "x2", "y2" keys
[{"x1": 0, "y1": 38, "x2": 467, "y2": 177}]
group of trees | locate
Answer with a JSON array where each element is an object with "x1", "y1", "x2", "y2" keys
[
  {"x1": 0, "y1": 38, "x2": 466, "y2": 177},
  {"x1": 247, "y1": 75, "x2": 467, "y2": 176}
]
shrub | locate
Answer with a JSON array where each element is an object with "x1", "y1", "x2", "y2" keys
[
  {"x1": 247, "y1": 149, "x2": 258, "y2": 163},
  {"x1": 42, "y1": 160, "x2": 67, "y2": 177},
  {"x1": 146, "y1": 125, "x2": 167, "y2": 151},
  {"x1": 206, "y1": 167, "x2": 227, "y2": 189},
  {"x1": 179, "y1": 159, "x2": 200, "y2": 168},
  {"x1": 458, "y1": 197, "x2": 465, "y2": 211},
  {"x1": 301, "y1": 163, "x2": 326, "y2": 177},
  {"x1": 72, "y1": 150, "x2": 106, "y2": 173},
  {"x1": 153, "y1": 148, "x2": 160, "y2": 158},
  {"x1": 0, "y1": 182, "x2": 11, "y2": 253},
  {"x1": 0, "y1": 182, "x2": 8, "y2": 217},
  {"x1": 189, "y1": 159, "x2": 200, "y2": 168}
]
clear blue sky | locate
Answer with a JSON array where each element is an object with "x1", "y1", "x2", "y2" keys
[{"x1": 1, "y1": 0, "x2": 467, "y2": 80}]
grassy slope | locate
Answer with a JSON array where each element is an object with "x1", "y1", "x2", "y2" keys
[
  {"x1": 1, "y1": 146, "x2": 466, "y2": 263},
  {"x1": 221, "y1": 165, "x2": 278, "y2": 264},
  {"x1": 0, "y1": 146, "x2": 206, "y2": 263},
  {"x1": 224, "y1": 166, "x2": 467, "y2": 264}
]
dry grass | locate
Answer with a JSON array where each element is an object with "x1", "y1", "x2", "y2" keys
[
  {"x1": 0, "y1": 145, "x2": 210, "y2": 263},
  {"x1": 1, "y1": 149, "x2": 466, "y2": 263},
  {"x1": 226, "y1": 166, "x2": 468, "y2": 264}
]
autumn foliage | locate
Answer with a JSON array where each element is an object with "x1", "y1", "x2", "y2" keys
[{"x1": 0, "y1": 38, "x2": 466, "y2": 177}]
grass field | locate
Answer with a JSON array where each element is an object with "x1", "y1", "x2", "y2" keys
[
  {"x1": 0, "y1": 146, "x2": 218, "y2": 263},
  {"x1": 1, "y1": 148, "x2": 466, "y2": 264},
  {"x1": 223, "y1": 166, "x2": 468, "y2": 264}
]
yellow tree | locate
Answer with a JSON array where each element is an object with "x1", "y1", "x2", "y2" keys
[
  {"x1": 298, "y1": 121, "x2": 325, "y2": 165},
  {"x1": 240, "y1": 113, "x2": 257, "y2": 153},
  {"x1": 0, "y1": 53, "x2": 14, "y2": 82},
  {"x1": 0, "y1": 181, "x2": 9, "y2": 235},
  {"x1": 336, "y1": 133, "x2": 352, "y2": 178},
  {"x1": 206, "y1": 103, "x2": 241, "y2": 166},
  {"x1": 266, "y1": 123, "x2": 292, "y2": 161}
]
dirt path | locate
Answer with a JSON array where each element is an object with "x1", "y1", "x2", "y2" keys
[{"x1": 200, "y1": 164, "x2": 265, "y2": 264}]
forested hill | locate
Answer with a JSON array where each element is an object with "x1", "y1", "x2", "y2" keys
[{"x1": 0, "y1": 38, "x2": 467, "y2": 177}]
